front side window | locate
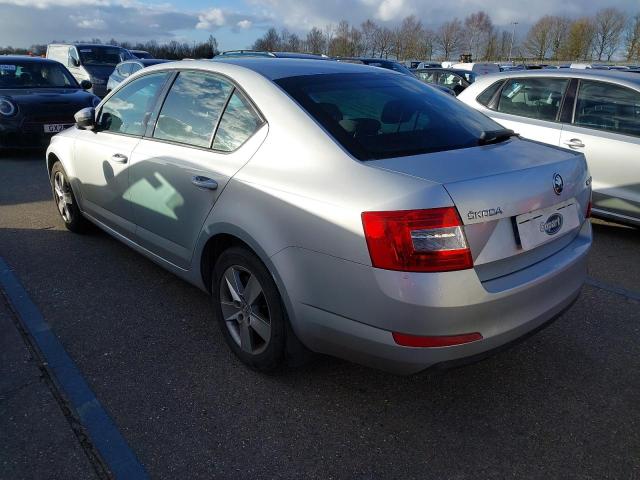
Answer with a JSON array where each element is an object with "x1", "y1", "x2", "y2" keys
[
  {"x1": 496, "y1": 77, "x2": 569, "y2": 122},
  {"x1": 439, "y1": 73, "x2": 464, "y2": 88},
  {"x1": 117, "y1": 63, "x2": 133, "y2": 77},
  {"x1": 276, "y1": 72, "x2": 502, "y2": 160},
  {"x1": 416, "y1": 71, "x2": 439, "y2": 84},
  {"x1": 212, "y1": 91, "x2": 263, "y2": 152},
  {"x1": 98, "y1": 72, "x2": 168, "y2": 136},
  {"x1": 153, "y1": 71, "x2": 233, "y2": 148},
  {"x1": 574, "y1": 81, "x2": 640, "y2": 137}
]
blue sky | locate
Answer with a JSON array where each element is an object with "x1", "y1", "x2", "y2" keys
[{"x1": 0, "y1": 0, "x2": 638, "y2": 49}]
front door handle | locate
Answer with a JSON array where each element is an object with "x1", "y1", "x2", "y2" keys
[
  {"x1": 110, "y1": 153, "x2": 128, "y2": 163},
  {"x1": 564, "y1": 138, "x2": 585, "y2": 149},
  {"x1": 191, "y1": 176, "x2": 218, "y2": 190}
]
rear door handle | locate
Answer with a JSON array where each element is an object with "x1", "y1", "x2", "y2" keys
[
  {"x1": 191, "y1": 176, "x2": 218, "y2": 190},
  {"x1": 564, "y1": 138, "x2": 585, "y2": 149},
  {"x1": 110, "y1": 153, "x2": 128, "y2": 163}
]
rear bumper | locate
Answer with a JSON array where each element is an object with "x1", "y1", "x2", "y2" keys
[
  {"x1": 0, "y1": 124, "x2": 56, "y2": 149},
  {"x1": 272, "y1": 221, "x2": 591, "y2": 374}
]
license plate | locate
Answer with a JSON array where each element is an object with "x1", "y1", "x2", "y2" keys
[
  {"x1": 516, "y1": 199, "x2": 580, "y2": 251},
  {"x1": 43, "y1": 124, "x2": 71, "y2": 133}
]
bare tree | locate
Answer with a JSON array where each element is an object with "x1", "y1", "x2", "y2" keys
[
  {"x1": 252, "y1": 27, "x2": 280, "y2": 51},
  {"x1": 360, "y1": 19, "x2": 378, "y2": 57},
  {"x1": 626, "y1": 14, "x2": 640, "y2": 62},
  {"x1": 437, "y1": 19, "x2": 463, "y2": 60},
  {"x1": 306, "y1": 27, "x2": 326, "y2": 55},
  {"x1": 593, "y1": 8, "x2": 626, "y2": 61},
  {"x1": 525, "y1": 15, "x2": 555, "y2": 60},
  {"x1": 561, "y1": 18, "x2": 596, "y2": 61},
  {"x1": 550, "y1": 16, "x2": 571, "y2": 61},
  {"x1": 420, "y1": 29, "x2": 437, "y2": 60},
  {"x1": 464, "y1": 11, "x2": 493, "y2": 60},
  {"x1": 373, "y1": 26, "x2": 394, "y2": 59}
]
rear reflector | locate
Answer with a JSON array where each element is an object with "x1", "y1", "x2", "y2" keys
[
  {"x1": 361, "y1": 207, "x2": 473, "y2": 272},
  {"x1": 392, "y1": 331, "x2": 483, "y2": 348}
]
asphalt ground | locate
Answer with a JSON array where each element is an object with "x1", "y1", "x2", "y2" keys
[{"x1": 1, "y1": 151, "x2": 639, "y2": 479}]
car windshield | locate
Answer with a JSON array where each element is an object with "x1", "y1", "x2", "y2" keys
[
  {"x1": 0, "y1": 61, "x2": 79, "y2": 88},
  {"x1": 78, "y1": 47, "x2": 128, "y2": 66},
  {"x1": 276, "y1": 72, "x2": 502, "y2": 160}
]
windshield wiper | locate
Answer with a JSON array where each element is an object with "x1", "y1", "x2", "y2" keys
[{"x1": 478, "y1": 128, "x2": 517, "y2": 146}]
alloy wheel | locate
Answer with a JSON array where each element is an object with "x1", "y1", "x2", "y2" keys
[
  {"x1": 219, "y1": 265, "x2": 272, "y2": 355},
  {"x1": 53, "y1": 171, "x2": 73, "y2": 223}
]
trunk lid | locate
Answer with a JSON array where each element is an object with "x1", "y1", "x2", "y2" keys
[{"x1": 370, "y1": 138, "x2": 591, "y2": 281}]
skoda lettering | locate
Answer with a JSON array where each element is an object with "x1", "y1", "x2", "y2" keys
[{"x1": 467, "y1": 207, "x2": 503, "y2": 220}]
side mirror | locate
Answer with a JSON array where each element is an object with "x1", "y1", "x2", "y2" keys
[
  {"x1": 80, "y1": 80, "x2": 92, "y2": 90},
  {"x1": 75, "y1": 107, "x2": 96, "y2": 130}
]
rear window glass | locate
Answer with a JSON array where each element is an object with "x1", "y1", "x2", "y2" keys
[{"x1": 276, "y1": 73, "x2": 501, "y2": 160}]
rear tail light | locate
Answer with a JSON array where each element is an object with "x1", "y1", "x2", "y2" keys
[
  {"x1": 361, "y1": 207, "x2": 473, "y2": 272},
  {"x1": 392, "y1": 331, "x2": 482, "y2": 347}
]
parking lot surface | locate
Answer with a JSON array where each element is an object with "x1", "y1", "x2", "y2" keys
[{"x1": 1, "y1": 152, "x2": 639, "y2": 479}]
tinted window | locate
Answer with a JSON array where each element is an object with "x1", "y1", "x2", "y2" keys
[
  {"x1": 476, "y1": 81, "x2": 503, "y2": 106},
  {"x1": 98, "y1": 72, "x2": 168, "y2": 136},
  {"x1": 276, "y1": 73, "x2": 502, "y2": 160},
  {"x1": 574, "y1": 81, "x2": 640, "y2": 137},
  {"x1": 78, "y1": 47, "x2": 127, "y2": 67},
  {"x1": 153, "y1": 71, "x2": 233, "y2": 148},
  {"x1": 213, "y1": 91, "x2": 262, "y2": 152},
  {"x1": 496, "y1": 77, "x2": 568, "y2": 122},
  {"x1": 0, "y1": 61, "x2": 77, "y2": 88}
]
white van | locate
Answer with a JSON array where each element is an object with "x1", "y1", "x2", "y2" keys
[
  {"x1": 451, "y1": 62, "x2": 500, "y2": 75},
  {"x1": 46, "y1": 44, "x2": 132, "y2": 97}
]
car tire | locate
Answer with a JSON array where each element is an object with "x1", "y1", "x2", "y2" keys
[
  {"x1": 212, "y1": 246, "x2": 288, "y2": 372},
  {"x1": 50, "y1": 161, "x2": 89, "y2": 233}
]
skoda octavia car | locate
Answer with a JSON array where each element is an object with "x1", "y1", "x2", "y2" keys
[
  {"x1": 46, "y1": 59, "x2": 592, "y2": 374},
  {"x1": 0, "y1": 56, "x2": 99, "y2": 150}
]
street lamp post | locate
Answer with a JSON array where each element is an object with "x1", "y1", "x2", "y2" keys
[{"x1": 508, "y1": 21, "x2": 518, "y2": 63}]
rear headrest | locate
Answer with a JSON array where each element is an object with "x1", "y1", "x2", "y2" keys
[
  {"x1": 317, "y1": 102, "x2": 343, "y2": 122},
  {"x1": 381, "y1": 99, "x2": 417, "y2": 124}
]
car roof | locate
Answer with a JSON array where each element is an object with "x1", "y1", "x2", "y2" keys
[
  {"x1": 49, "y1": 43, "x2": 123, "y2": 48},
  {"x1": 209, "y1": 57, "x2": 390, "y2": 80},
  {"x1": 0, "y1": 55, "x2": 61, "y2": 64},
  {"x1": 475, "y1": 68, "x2": 640, "y2": 89}
]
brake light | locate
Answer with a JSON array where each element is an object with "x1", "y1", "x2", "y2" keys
[
  {"x1": 392, "y1": 331, "x2": 482, "y2": 347},
  {"x1": 361, "y1": 207, "x2": 473, "y2": 272}
]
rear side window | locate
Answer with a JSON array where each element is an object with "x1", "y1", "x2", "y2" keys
[
  {"x1": 574, "y1": 81, "x2": 640, "y2": 137},
  {"x1": 415, "y1": 70, "x2": 439, "y2": 84},
  {"x1": 212, "y1": 91, "x2": 263, "y2": 152},
  {"x1": 476, "y1": 81, "x2": 503, "y2": 106},
  {"x1": 276, "y1": 72, "x2": 502, "y2": 160},
  {"x1": 496, "y1": 78, "x2": 569, "y2": 122},
  {"x1": 98, "y1": 72, "x2": 168, "y2": 136},
  {"x1": 153, "y1": 71, "x2": 233, "y2": 148}
]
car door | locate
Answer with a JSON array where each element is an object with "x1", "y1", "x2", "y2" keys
[
  {"x1": 73, "y1": 71, "x2": 170, "y2": 237},
  {"x1": 559, "y1": 79, "x2": 640, "y2": 221},
  {"x1": 487, "y1": 77, "x2": 569, "y2": 146},
  {"x1": 127, "y1": 70, "x2": 266, "y2": 268}
]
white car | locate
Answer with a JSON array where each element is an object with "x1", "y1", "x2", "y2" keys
[{"x1": 459, "y1": 69, "x2": 640, "y2": 226}]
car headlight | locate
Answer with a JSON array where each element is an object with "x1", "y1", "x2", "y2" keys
[
  {"x1": 91, "y1": 96, "x2": 101, "y2": 108},
  {"x1": 0, "y1": 97, "x2": 17, "y2": 117}
]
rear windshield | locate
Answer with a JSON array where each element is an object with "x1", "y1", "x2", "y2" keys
[
  {"x1": 0, "y1": 61, "x2": 78, "y2": 88},
  {"x1": 78, "y1": 47, "x2": 129, "y2": 66},
  {"x1": 276, "y1": 72, "x2": 502, "y2": 160}
]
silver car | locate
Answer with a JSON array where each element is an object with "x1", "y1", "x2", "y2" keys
[
  {"x1": 458, "y1": 69, "x2": 640, "y2": 226},
  {"x1": 46, "y1": 59, "x2": 592, "y2": 374}
]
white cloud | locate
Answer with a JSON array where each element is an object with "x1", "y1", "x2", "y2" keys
[
  {"x1": 375, "y1": 0, "x2": 406, "y2": 21},
  {"x1": 196, "y1": 8, "x2": 225, "y2": 29},
  {"x1": 236, "y1": 19, "x2": 252, "y2": 29},
  {"x1": 73, "y1": 17, "x2": 108, "y2": 30}
]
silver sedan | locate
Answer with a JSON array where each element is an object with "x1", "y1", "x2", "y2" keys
[
  {"x1": 458, "y1": 69, "x2": 640, "y2": 226},
  {"x1": 46, "y1": 59, "x2": 592, "y2": 374}
]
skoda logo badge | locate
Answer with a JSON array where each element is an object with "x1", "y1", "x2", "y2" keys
[
  {"x1": 541, "y1": 213, "x2": 563, "y2": 236},
  {"x1": 553, "y1": 173, "x2": 563, "y2": 195}
]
